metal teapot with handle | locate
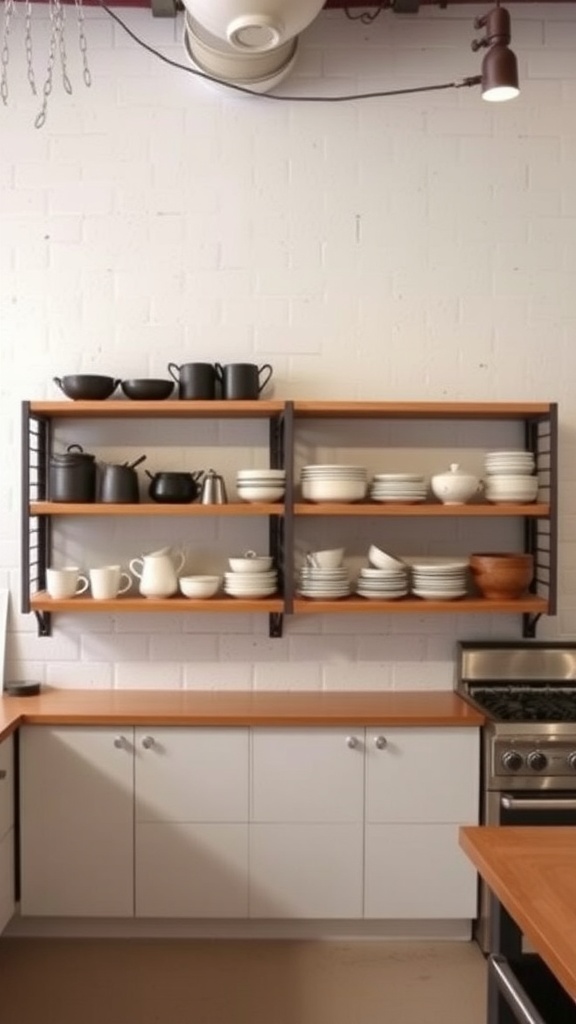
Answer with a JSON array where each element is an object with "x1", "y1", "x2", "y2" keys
[
  {"x1": 129, "y1": 547, "x2": 185, "y2": 598},
  {"x1": 200, "y1": 469, "x2": 228, "y2": 505}
]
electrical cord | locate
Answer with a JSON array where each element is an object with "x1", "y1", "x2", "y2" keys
[{"x1": 98, "y1": 2, "x2": 480, "y2": 103}]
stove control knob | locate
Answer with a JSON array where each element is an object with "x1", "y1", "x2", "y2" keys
[
  {"x1": 501, "y1": 750, "x2": 523, "y2": 772},
  {"x1": 527, "y1": 750, "x2": 548, "y2": 772},
  {"x1": 567, "y1": 752, "x2": 576, "y2": 771}
]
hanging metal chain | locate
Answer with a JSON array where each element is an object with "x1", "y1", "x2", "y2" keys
[
  {"x1": 0, "y1": 0, "x2": 14, "y2": 106},
  {"x1": 34, "y1": 0, "x2": 58, "y2": 128},
  {"x1": 24, "y1": 0, "x2": 36, "y2": 95},
  {"x1": 54, "y1": 0, "x2": 72, "y2": 95},
  {"x1": 74, "y1": 0, "x2": 91, "y2": 87}
]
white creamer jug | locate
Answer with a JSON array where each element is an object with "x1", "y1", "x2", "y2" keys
[
  {"x1": 430, "y1": 463, "x2": 483, "y2": 506},
  {"x1": 129, "y1": 547, "x2": 185, "y2": 598}
]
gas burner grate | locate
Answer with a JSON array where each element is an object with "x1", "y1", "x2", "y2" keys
[{"x1": 468, "y1": 685, "x2": 576, "y2": 723}]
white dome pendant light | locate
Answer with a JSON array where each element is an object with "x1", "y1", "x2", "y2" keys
[{"x1": 181, "y1": 0, "x2": 326, "y2": 91}]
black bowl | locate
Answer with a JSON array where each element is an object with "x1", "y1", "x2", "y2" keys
[
  {"x1": 54, "y1": 375, "x2": 120, "y2": 400},
  {"x1": 120, "y1": 378, "x2": 175, "y2": 401}
]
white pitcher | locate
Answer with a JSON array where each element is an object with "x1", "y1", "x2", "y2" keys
[{"x1": 129, "y1": 547, "x2": 185, "y2": 599}]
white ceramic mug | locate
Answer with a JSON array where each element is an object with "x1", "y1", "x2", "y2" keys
[
  {"x1": 46, "y1": 566, "x2": 89, "y2": 600},
  {"x1": 89, "y1": 565, "x2": 132, "y2": 600}
]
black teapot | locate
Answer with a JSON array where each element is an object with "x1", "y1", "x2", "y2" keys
[{"x1": 146, "y1": 470, "x2": 204, "y2": 504}]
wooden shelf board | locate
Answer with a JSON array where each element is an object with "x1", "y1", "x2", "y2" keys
[
  {"x1": 294, "y1": 502, "x2": 550, "y2": 517},
  {"x1": 30, "y1": 594, "x2": 285, "y2": 613},
  {"x1": 293, "y1": 596, "x2": 549, "y2": 614},
  {"x1": 30, "y1": 502, "x2": 284, "y2": 517},
  {"x1": 29, "y1": 400, "x2": 284, "y2": 419},
  {"x1": 292, "y1": 401, "x2": 554, "y2": 420}
]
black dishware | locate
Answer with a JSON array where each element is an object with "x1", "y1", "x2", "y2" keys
[
  {"x1": 49, "y1": 444, "x2": 97, "y2": 502},
  {"x1": 53, "y1": 375, "x2": 120, "y2": 401},
  {"x1": 99, "y1": 455, "x2": 146, "y2": 503},
  {"x1": 167, "y1": 362, "x2": 219, "y2": 400},
  {"x1": 215, "y1": 362, "x2": 273, "y2": 400},
  {"x1": 120, "y1": 379, "x2": 175, "y2": 401},
  {"x1": 146, "y1": 470, "x2": 205, "y2": 503}
]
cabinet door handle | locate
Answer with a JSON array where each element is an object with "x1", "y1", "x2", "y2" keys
[
  {"x1": 346, "y1": 735, "x2": 359, "y2": 749},
  {"x1": 0, "y1": 769, "x2": 6, "y2": 780},
  {"x1": 113, "y1": 735, "x2": 128, "y2": 750},
  {"x1": 374, "y1": 735, "x2": 387, "y2": 750},
  {"x1": 141, "y1": 735, "x2": 155, "y2": 750}
]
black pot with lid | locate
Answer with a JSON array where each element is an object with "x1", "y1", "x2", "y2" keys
[{"x1": 49, "y1": 444, "x2": 97, "y2": 502}]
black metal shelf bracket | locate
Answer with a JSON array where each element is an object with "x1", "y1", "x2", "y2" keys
[
  {"x1": 34, "y1": 610, "x2": 52, "y2": 638},
  {"x1": 522, "y1": 612, "x2": 542, "y2": 640},
  {"x1": 268, "y1": 612, "x2": 284, "y2": 639}
]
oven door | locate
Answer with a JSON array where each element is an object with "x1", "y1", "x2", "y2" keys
[
  {"x1": 499, "y1": 792, "x2": 576, "y2": 826},
  {"x1": 477, "y1": 791, "x2": 576, "y2": 953}
]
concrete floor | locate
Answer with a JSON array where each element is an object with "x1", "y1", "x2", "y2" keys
[{"x1": 0, "y1": 938, "x2": 487, "y2": 1024}]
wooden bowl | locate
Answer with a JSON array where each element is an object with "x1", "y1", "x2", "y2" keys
[{"x1": 470, "y1": 553, "x2": 534, "y2": 600}]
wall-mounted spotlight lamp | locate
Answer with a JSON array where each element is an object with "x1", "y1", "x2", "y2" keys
[{"x1": 471, "y1": 3, "x2": 520, "y2": 102}]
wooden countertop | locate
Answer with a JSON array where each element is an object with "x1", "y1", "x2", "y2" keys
[
  {"x1": 0, "y1": 689, "x2": 484, "y2": 740},
  {"x1": 460, "y1": 826, "x2": 576, "y2": 1003}
]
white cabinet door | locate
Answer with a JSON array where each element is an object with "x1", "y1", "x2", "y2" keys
[
  {"x1": 20, "y1": 726, "x2": 134, "y2": 917},
  {"x1": 135, "y1": 727, "x2": 249, "y2": 918},
  {"x1": 364, "y1": 727, "x2": 479, "y2": 920},
  {"x1": 365, "y1": 727, "x2": 479, "y2": 824},
  {"x1": 250, "y1": 728, "x2": 364, "y2": 918},
  {"x1": 0, "y1": 736, "x2": 14, "y2": 933}
]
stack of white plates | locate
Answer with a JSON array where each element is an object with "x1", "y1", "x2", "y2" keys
[
  {"x1": 300, "y1": 465, "x2": 367, "y2": 504},
  {"x1": 356, "y1": 565, "x2": 409, "y2": 600},
  {"x1": 405, "y1": 557, "x2": 469, "y2": 601},
  {"x1": 369, "y1": 473, "x2": 428, "y2": 504},
  {"x1": 484, "y1": 450, "x2": 537, "y2": 504},
  {"x1": 485, "y1": 450, "x2": 535, "y2": 475},
  {"x1": 297, "y1": 566, "x2": 351, "y2": 600},
  {"x1": 236, "y1": 468, "x2": 286, "y2": 503},
  {"x1": 224, "y1": 566, "x2": 278, "y2": 599}
]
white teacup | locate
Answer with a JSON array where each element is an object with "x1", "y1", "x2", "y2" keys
[
  {"x1": 46, "y1": 566, "x2": 89, "y2": 600},
  {"x1": 89, "y1": 565, "x2": 132, "y2": 600},
  {"x1": 306, "y1": 547, "x2": 345, "y2": 569}
]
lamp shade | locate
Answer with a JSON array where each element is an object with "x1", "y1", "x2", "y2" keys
[
  {"x1": 183, "y1": 0, "x2": 326, "y2": 53},
  {"x1": 481, "y1": 44, "x2": 519, "y2": 102}
]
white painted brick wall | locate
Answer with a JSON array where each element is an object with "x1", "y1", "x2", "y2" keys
[{"x1": 1, "y1": 3, "x2": 575, "y2": 690}]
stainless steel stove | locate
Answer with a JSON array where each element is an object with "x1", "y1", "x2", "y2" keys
[{"x1": 457, "y1": 640, "x2": 576, "y2": 951}]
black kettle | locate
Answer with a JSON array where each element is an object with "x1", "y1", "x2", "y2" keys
[{"x1": 49, "y1": 444, "x2": 97, "y2": 503}]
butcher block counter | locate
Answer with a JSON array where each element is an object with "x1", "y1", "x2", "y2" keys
[
  {"x1": 460, "y1": 826, "x2": 576, "y2": 1023},
  {"x1": 0, "y1": 688, "x2": 484, "y2": 741}
]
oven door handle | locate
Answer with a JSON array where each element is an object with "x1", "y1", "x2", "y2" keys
[
  {"x1": 502, "y1": 795, "x2": 576, "y2": 811},
  {"x1": 489, "y1": 955, "x2": 547, "y2": 1024}
]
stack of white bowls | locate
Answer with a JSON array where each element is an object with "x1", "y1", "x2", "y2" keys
[
  {"x1": 224, "y1": 553, "x2": 278, "y2": 599},
  {"x1": 405, "y1": 557, "x2": 469, "y2": 601},
  {"x1": 300, "y1": 465, "x2": 367, "y2": 504},
  {"x1": 298, "y1": 548, "x2": 351, "y2": 600},
  {"x1": 356, "y1": 566, "x2": 409, "y2": 600},
  {"x1": 484, "y1": 451, "x2": 538, "y2": 505},
  {"x1": 236, "y1": 468, "x2": 286, "y2": 503},
  {"x1": 369, "y1": 473, "x2": 428, "y2": 503}
]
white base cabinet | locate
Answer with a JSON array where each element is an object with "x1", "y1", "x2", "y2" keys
[
  {"x1": 135, "y1": 727, "x2": 249, "y2": 918},
  {"x1": 0, "y1": 735, "x2": 15, "y2": 933},
  {"x1": 18, "y1": 724, "x2": 479, "y2": 924},
  {"x1": 250, "y1": 728, "x2": 364, "y2": 918},
  {"x1": 364, "y1": 728, "x2": 479, "y2": 919},
  {"x1": 19, "y1": 727, "x2": 134, "y2": 917}
]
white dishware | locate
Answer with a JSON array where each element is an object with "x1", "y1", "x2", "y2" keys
[
  {"x1": 129, "y1": 547, "x2": 186, "y2": 599},
  {"x1": 179, "y1": 575, "x2": 222, "y2": 599},
  {"x1": 306, "y1": 548, "x2": 345, "y2": 569},
  {"x1": 430, "y1": 463, "x2": 482, "y2": 505},
  {"x1": 89, "y1": 565, "x2": 132, "y2": 600},
  {"x1": 237, "y1": 484, "x2": 285, "y2": 502},
  {"x1": 228, "y1": 551, "x2": 273, "y2": 573},
  {"x1": 367, "y1": 545, "x2": 406, "y2": 570},
  {"x1": 46, "y1": 566, "x2": 89, "y2": 600}
]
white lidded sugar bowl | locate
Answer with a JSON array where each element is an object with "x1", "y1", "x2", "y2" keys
[{"x1": 430, "y1": 463, "x2": 483, "y2": 506}]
